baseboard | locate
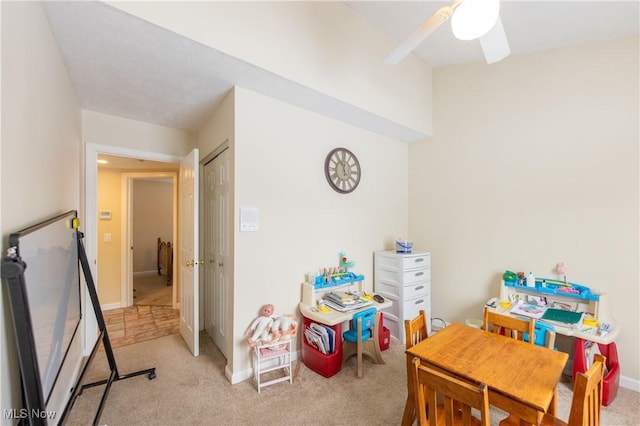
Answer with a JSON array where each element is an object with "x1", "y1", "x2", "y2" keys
[
  {"x1": 101, "y1": 302, "x2": 121, "y2": 311},
  {"x1": 620, "y1": 375, "x2": 640, "y2": 392}
]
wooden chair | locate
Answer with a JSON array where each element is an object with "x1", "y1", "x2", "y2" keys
[
  {"x1": 412, "y1": 357, "x2": 490, "y2": 426},
  {"x1": 483, "y1": 307, "x2": 535, "y2": 343},
  {"x1": 500, "y1": 354, "x2": 606, "y2": 426},
  {"x1": 484, "y1": 307, "x2": 535, "y2": 426},
  {"x1": 402, "y1": 310, "x2": 430, "y2": 425},
  {"x1": 342, "y1": 308, "x2": 384, "y2": 378},
  {"x1": 405, "y1": 309, "x2": 429, "y2": 349},
  {"x1": 562, "y1": 353, "x2": 606, "y2": 426}
]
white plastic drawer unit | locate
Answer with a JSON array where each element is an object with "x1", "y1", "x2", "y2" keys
[
  {"x1": 376, "y1": 280, "x2": 430, "y2": 300},
  {"x1": 375, "y1": 252, "x2": 431, "y2": 272},
  {"x1": 374, "y1": 251, "x2": 432, "y2": 343},
  {"x1": 380, "y1": 294, "x2": 432, "y2": 345},
  {"x1": 382, "y1": 292, "x2": 430, "y2": 320},
  {"x1": 375, "y1": 268, "x2": 430, "y2": 286}
]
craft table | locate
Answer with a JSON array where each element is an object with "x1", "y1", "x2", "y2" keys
[{"x1": 404, "y1": 322, "x2": 568, "y2": 426}]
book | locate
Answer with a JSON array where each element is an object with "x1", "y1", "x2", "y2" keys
[
  {"x1": 541, "y1": 308, "x2": 583, "y2": 324},
  {"x1": 309, "y1": 323, "x2": 331, "y2": 354},
  {"x1": 304, "y1": 327, "x2": 327, "y2": 354}
]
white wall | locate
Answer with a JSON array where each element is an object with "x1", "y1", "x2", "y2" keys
[
  {"x1": 230, "y1": 87, "x2": 409, "y2": 381},
  {"x1": 409, "y1": 37, "x2": 640, "y2": 385},
  {"x1": 107, "y1": 1, "x2": 433, "y2": 139},
  {"x1": 82, "y1": 110, "x2": 194, "y2": 155},
  {"x1": 1, "y1": 2, "x2": 82, "y2": 422}
]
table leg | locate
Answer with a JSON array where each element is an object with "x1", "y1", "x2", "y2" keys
[{"x1": 548, "y1": 388, "x2": 558, "y2": 416}]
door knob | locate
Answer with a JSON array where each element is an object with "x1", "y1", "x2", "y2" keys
[
  {"x1": 218, "y1": 262, "x2": 224, "y2": 267},
  {"x1": 185, "y1": 260, "x2": 194, "y2": 267}
]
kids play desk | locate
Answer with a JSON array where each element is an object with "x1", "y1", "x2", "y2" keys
[
  {"x1": 299, "y1": 276, "x2": 392, "y2": 377},
  {"x1": 495, "y1": 278, "x2": 620, "y2": 405},
  {"x1": 497, "y1": 279, "x2": 619, "y2": 345}
]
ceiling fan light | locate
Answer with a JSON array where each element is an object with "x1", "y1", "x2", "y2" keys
[{"x1": 451, "y1": 0, "x2": 500, "y2": 41}]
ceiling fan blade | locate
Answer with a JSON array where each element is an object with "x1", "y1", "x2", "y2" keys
[
  {"x1": 479, "y1": 15, "x2": 511, "y2": 64},
  {"x1": 383, "y1": 6, "x2": 454, "y2": 65}
]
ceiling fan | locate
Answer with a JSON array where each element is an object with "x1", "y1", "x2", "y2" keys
[{"x1": 384, "y1": 0, "x2": 511, "y2": 66}]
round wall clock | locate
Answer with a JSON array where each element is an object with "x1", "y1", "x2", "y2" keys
[{"x1": 324, "y1": 147, "x2": 361, "y2": 194}]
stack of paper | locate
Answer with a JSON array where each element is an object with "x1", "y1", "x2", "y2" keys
[
  {"x1": 510, "y1": 300, "x2": 547, "y2": 319},
  {"x1": 324, "y1": 291, "x2": 372, "y2": 312},
  {"x1": 326, "y1": 291, "x2": 358, "y2": 306}
]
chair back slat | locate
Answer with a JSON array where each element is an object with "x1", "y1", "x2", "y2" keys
[
  {"x1": 412, "y1": 357, "x2": 490, "y2": 426},
  {"x1": 567, "y1": 354, "x2": 605, "y2": 426},
  {"x1": 483, "y1": 307, "x2": 535, "y2": 344}
]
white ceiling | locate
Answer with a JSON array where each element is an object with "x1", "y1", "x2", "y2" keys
[
  {"x1": 42, "y1": 1, "x2": 639, "y2": 139},
  {"x1": 348, "y1": 1, "x2": 640, "y2": 69}
]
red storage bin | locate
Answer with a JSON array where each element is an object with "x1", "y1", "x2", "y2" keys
[
  {"x1": 378, "y1": 312, "x2": 390, "y2": 351},
  {"x1": 573, "y1": 338, "x2": 620, "y2": 406},
  {"x1": 301, "y1": 316, "x2": 343, "y2": 378}
]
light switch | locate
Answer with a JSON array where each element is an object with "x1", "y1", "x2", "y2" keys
[
  {"x1": 240, "y1": 207, "x2": 259, "y2": 232},
  {"x1": 103, "y1": 233, "x2": 112, "y2": 243}
]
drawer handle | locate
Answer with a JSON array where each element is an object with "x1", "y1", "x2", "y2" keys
[
  {"x1": 414, "y1": 299, "x2": 424, "y2": 305},
  {"x1": 415, "y1": 272, "x2": 424, "y2": 277},
  {"x1": 414, "y1": 258, "x2": 425, "y2": 263},
  {"x1": 414, "y1": 286, "x2": 424, "y2": 291}
]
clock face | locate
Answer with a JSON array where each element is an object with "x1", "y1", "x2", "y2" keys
[{"x1": 324, "y1": 148, "x2": 361, "y2": 194}]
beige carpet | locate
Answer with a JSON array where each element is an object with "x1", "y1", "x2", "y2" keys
[
  {"x1": 134, "y1": 273, "x2": 172, "y2": 306},
  {"x1": 64, "y1": 332, "x2": 639, "y2": 425}
]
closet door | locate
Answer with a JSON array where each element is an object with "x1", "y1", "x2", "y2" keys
[{"x1": 204, "y1": 147, "x2": 230, "y2": 359}]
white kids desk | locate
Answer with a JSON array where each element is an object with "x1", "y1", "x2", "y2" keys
[
  {"x1": 495, "y1": 279, "x2": 619, "y2": 344},
  {"x1": 298, "y1": 278, "x2": 392, "y2": 377},
  {"x1": 494, "y1": 278, "x2": 621, "y2": 405}
]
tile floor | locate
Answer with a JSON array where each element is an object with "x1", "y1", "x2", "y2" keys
[{"x1": 103, "y1": 305, "x2": 180, "y2": 349}]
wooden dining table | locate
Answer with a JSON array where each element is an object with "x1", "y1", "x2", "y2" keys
[{"x1": 403, "y1": 322, "x2": 569, "y2": 426}]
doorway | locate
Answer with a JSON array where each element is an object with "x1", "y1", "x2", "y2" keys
[
  {"x1": 121, "y1": 172, "x2": 178, "y2": 309},
  {"x1": 81, "y1": 143, "x2": 182, "y2": 356},
  {"x1": 86, "y1": 143, "x2": 201, "y2": 356}
]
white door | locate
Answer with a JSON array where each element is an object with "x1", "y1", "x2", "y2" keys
[
  {"x1": 204, "y1": 161, "x2": 215, "y2": 344},
  {"x1": 179, "y1": 148, "x2": 199, "y2": 356},
  {"x1": 204, "y1": 148, "x2": 230, "y2": 358}
]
